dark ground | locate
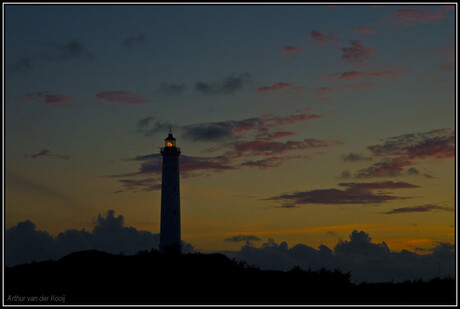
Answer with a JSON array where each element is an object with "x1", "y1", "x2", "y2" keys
[{"x1": 4, "y1": 249, "x2": 456, "y2": 305}]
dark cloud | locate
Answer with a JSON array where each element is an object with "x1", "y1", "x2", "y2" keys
[
  {"x1": 228, "y1": 138, "x2": 342, "y2": 157},
  {"x1": 224, "y1": 235, "x2": 261, "y2": 243},
  {"x1": 26, "y1": 148, "x2": 70, "y2": 160},
  {"x1": 256, "y1": 82, "x2": 291, "y2": 92},
  {"x1": 338, "y1": 180, "x2": 420, "y2": 191},
  {"x1": 355, "y1": 157, "x2": 412, "y2": 178},
  {"x1": 121, "y1": 34, "x2": 146, "y2": 48},
  {"x1": 406, "y1": 167, "x2": 419, "y2": 175},
  {"x1": 8, "y1": 40, "x2": 92, "y2": 74},
  {"x1": 53, "y1": 40, "x2": 92, "y2": 60},
  {"x1": 7, "y1": 57, "x2": 33, "y2": 74},
  {"x1": 240, "y1": 156, "x2": 308, "y2": 169},
  {"x1": 341, "y1": 152, "x2": 372, "y2": 162},
  {"x1": 194, "y1": 73, "x2": 250, "y2": 95},
  {"x1": 310, "y1": 30, "x2": 342, "y2": 47},
  {"x1": 136, "y1": 118, "x2": 172, "y2": 137},
  {"x1": 319, "y1": 69, "x2": 408, "y2": 81},
  {"x1": 383, "y1": 204, "x2": 451, "y2": 215},
  {"x1": 22, "y1": 92, "x2": 74, "y2": 108},
  {"x1": 367, "y1": 129, "x2": 455, "y2": 160},
  {"x1": 265, "y1": 181, "x2": 418, "y2": 206},
  {"x1": 341, "y1": 40, "x2": 379, "y2": 65},
  {"x1": 182, "y1": 122, "x2": 234, "y2": 141},
  {"x1": 5, "y1": 210, "x2": 194, "y2": 266},
  {"x1": 228, "y1": 230, "x2": 455, "y2": 283},
  {"x1": 113, "y1": 153, "x2": 234, "y2": 181},
  {"x1": 355, "y1": 129, "x2": 455, "y2": 179},
  {"x1": 137, "y1": 116, "x2": 155, "y2": 128},
  {"x1": 156, "y1": 83, "x2": 187, "y2": 96},
  {"x1": 183, "y1": 109, "x2": 323, "y2": 143},
  {"x1": 96, "y1": 91, "x2": 151, "y2": 105}
]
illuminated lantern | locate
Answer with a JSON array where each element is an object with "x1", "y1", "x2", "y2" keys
[{"x1": 165, "y1": 131, "x2": 176, "y2": 148}]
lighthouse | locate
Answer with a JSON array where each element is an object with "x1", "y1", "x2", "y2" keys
[{"x1": 159, "y1": 131, "x2": 181, "y2": 254}]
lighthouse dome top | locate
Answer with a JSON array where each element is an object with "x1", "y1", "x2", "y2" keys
[{"x1": 164, "y1": 131, "x2": 177, "y2": 148}]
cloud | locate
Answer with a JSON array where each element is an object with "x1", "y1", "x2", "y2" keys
[
  {"x1": 341, "y1": 40, "x2": 379, "y2": 65},
  {"x1": 406, "y1": 167, "x2": 419, "y2": 175},
  {"x1": 194, "y1": 73, "x2": 250, "y2": 95},
  {"x1": 96, "y1": 91, "x2": 150, "y2": 105},
  {"x1": 5, "y1": 210, "x2": 194, "y2": 266},
  {"x1": 310, "y1": 30, "x2": 342, "y2": 47},
  {"x1": 355, "y1": 157, "x2": 412, "y2": 178},
  {"x1": 354, "y1": 129, "x2": 454, "y2": 179},
  {"x1": 283, "y1": 45, "x2": 302, "y2": 54},
  {"x1": 256, "y1": 82, "x2": 291, "y2": 93},
  {"x1": 52, "y1": 40, "x2": 92, "y2": 60},
  {"x1": 156, "y1": 83, "x2": 187, "y2": 96},
  {"x1": 224, "y1": 235, "x2": 261, "y2": 243},
  {"x1": 383, "y1": 204, "x2": 451, "y2": 215},
  {"x1": 182, "y1": 123, "x2": 234, "y2": 141},
  {"x1": 136, "y1": 116, "x2": 172, "y2": 137},
  {"x1": 265, "y1": 181, "x2": 418, "y2": 206},
  {"x1": 8, "y1": 40, "x2": 92, "y2": 74},
  {"x1": 182, "y1": 109, "x2": 323, "y2": 142},
  {"x1": 122, "y1": 108, "x2": 335, "y2": 192},
  {"x1": 389, "y1": 6, "x2": 452, "y2": 26},
  {"x1": 115, "y1": 153, "x2": 234, "y2": 180},
  {"x1": 341, "y1": 152, "x2": 372, "y2": 162},
  {"x1": 22, "y1": 92, "x2": 74, "y2": 108},
  {"x1": 121, "y1": 34, "x2": 146, "y2": 48},
  {"x1": 240, "y1": 155, "x2": 310, "y2": 169},
  {"x1": 319, "y1": 69, "x2": 408, "y2": 81},
  {"x1": 351, "y1": 26, "x2": 377, "y2": 34},
  {"x1": 229, "y1": 230, "x2": 455, "y2": 283},
  {"x1": 367, "y1": 129, "x2": 455, "y2": 160},
  {"x1": 30, "y1": 148, "x2": 51, "y2": 159},
  {"x1": 314, "y1": 82, "x2": 382, "y2": 100},
  {"x1": 228, "y1": 138, "x2": 342, "y2": 157},
  {"x1": 26, "y1": 148, "x2": 70, "y2": 160}
]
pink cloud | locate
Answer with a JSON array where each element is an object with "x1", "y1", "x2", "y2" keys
[
  {"x1": 230, "y1": 138, "x2": 342, "y2": 157},
  {"x1": 392, "y1": 7, "x2": 448, "y2": 25},
  {"x1": 23, "y1": 92, "x2": 74, "y2": 108},
  {"x1": 96, "y1": 91, "x2": 150, "y2": 105},
  {"x1": 315, "y1": 82, "x2": 381, "y2": 100},
  {"x1": 319, "y1": 69, "x2": 408, "y2": 81},
  {"x1": 283, "y1": 45, "x2": 302, "y2": 54},
  {"x1": 256, "y1": 83, "x2": 291, "y2": 93},
  {"x1": 310, "y1": 30, "x2": 342, "y2": 47},
  {"x1": 351, "y1": 26, "x2": 377, "y2": 34},
  {"x1": 376, "y1": 6, "x2": 454, "y2": 26},
  {"x1": 356, "y1": 129, "x2": 454, "y2": 179},
  {"x1": 341, "y1": 40, "x2": 379, "y2": 65}
]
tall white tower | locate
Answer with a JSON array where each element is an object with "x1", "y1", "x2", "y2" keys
[{"x1": 159, "y1": 131, "x2": 181, "y2": 254}]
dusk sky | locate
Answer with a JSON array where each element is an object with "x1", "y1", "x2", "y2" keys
[{"x1": 4, "y1": 4, "x2": 456, "y2": 266}]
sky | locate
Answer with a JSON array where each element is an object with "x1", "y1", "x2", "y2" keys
[{"x1": 3, "y1": 4, "x2": 457, "y2": 280}]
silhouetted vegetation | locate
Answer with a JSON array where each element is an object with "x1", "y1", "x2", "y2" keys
[{"x1": 5, "y1": 249, "x2": 455, "y2": 305}]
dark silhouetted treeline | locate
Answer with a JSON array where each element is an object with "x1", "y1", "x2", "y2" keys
[{"x1": 4, "y1": 249, "x2": 456, "y2": 305}]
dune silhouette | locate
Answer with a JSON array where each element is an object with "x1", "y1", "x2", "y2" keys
[{"x1": 5, "y1": 249, "x2": 455, "y2": 305}]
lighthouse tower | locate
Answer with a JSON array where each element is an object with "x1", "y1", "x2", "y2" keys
[{"x1": 159, "y1": 131, "x2": 181, "y2": 254}]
